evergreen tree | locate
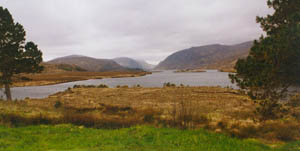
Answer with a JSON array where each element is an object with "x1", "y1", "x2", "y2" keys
[
  {"x1": 0, "y1": 7, "x2": 43, "y2": 100},
  {"x1": 230, "y1": 0, "x2": 300, "y2": 120}
]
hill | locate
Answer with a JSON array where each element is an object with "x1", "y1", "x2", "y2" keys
[
  {"x1": 41, "y1": 63, "x2": 87, "y2": 73},
  {"x1": 48, "y1": 55, "x2": 128, "y2": 72},
  {"x1": 113, "y1": 57, "x2": 155, "y2": 71},
  {"x1": 155, "y1": 41, "x2": 253, "y2": 70}
]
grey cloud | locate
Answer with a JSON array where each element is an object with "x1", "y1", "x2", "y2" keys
[{"x1": 0, "y1": 0, "x2": 271, "y2": 64}]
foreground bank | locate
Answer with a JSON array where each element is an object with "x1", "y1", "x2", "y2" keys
[{"x1": 0, "y1": 124, "x2": 298, "y2": 151}]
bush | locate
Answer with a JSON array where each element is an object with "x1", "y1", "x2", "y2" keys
[
  {"x1": 217, "y1": 121, "x2": 228, "y2": 130},
  {"x1": 73, "y1": 85, "x2": 81, "y2": 88},
  {"x1": 132, "y1": 84, "x2": 142, "y2": 88},
  {"x1": 255, "y1": 99, "x2": 287, "y2": 121},
  {"x1": 121, "y1": 85, "x2": 129, "y2": 88},
  {"x1": 54, "y1": 101, "x2": 62, "y2": 109},
  {"x1": 97, "y1": 84, "x2": 109, "y2": 88},
  {"x1": 0, "y1": 113, "x2": 55, "y2": 126},
  {"x1": 288, "y1": 94, "x2": 300, "y2": 107},
  {"x1": 270, "y1": 122, "x2": 299, "y2": 141},
  {"x1": 235, "y1": 125, "x2": 258, "y2": 139},
  {"x1": 143, "y1": 114, "x2": 154, "y2": 123},
  {"x1": 20, "y1": 76, "x2": 32, "y2": 81},
  {"x1": 163, "y1": 82, "x2": 176, "y2": 87},
  {"x1": 116, "y1": 85, "x2": 128, "y2": 88},
  {"x1": 73, "y1": 85, "x2": 97, "y2": 88}
]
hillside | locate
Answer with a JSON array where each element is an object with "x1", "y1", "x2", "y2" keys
[
  {"x1": 155, "y1": 41, "x2": 253, "y2": 70},
  {"x1": 48, "y1": 55, "x2": 128, "y2": 72},
  {"x1": 113, "y1": 57, "x2": 155, "y2": 71},
  {"x1": 135, "y1": 59, "x2": 156, "y2": 70},
  {"x1": 113, "y1": 57, "x2": 143, "y2": 69},
  {"x1": 41, "y1": 63, "x2": 87, "y2": 73}
]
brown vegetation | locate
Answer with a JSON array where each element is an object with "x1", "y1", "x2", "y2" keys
[
  {"x1": 11, "y1": 71, "x2": 149, "y2": 87},
  {"x1": 174, "y1": 69, "x2": 206, "y2": 73},
  {"x1": 0, "y1": 86, "x2": 299, "y2": 142}
]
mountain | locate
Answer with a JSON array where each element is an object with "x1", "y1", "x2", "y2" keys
[
  {"x1": 113, "y1": 57, "x2": 143, "y2": 69},
  {"x1": 47, "y1": 55, "x2": 128, "y2": 72},
  {"x1": 113, "y1": 57, "x2": 155, "y2": 71},
  {"x1": 135, "y1": 60, "x2": 156, "y2": 71},
  {"x1": 155, "y1": 41, "x2": 253, "y2": 70},
  {"x1": 41, "y1": 63, "x2": 87, "y2": 73}
]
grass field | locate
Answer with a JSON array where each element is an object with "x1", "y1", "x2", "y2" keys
[{"x1": 1, "y1": 124, "x2": 299, "y2": 151}]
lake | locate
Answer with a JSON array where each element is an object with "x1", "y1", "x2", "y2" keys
[{"x1": 0, "y1": 70, "x2": 235, "y2": 100}]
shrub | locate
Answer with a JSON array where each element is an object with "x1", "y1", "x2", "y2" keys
[
  {"x1": 73, "y1": 85, "x2": 97, "y2": 88},
  {"x1": 121, "y1": 85, "x2": 129, "y2": 88},
  {"x1": 97, "y1": 84, "x2": 109, "y2": 88},
  {"x1": 116, "y1": 85, "x2": 129, "y2": 88},
  {"x1": 132, "y1": 84, "x2": 142, "y2": 88},
  {"x1": 54, "y1": 101, "x2": 62, "y2": 109},
  {"x1": 86, "y1": 85, "x2": 96, "y2": 88},
  {"x1": 73, "y1": 85, "x2": 81, "y2": 88},
  {"x1": 255, "y1": 100, "x2": 287, "y2": 121},
  {"x1": 0, "y1": 113, "x2": 55, "y2": 126},
  {"x1": 143, "y1": 114, "x2": 154, "y2": 123},
  {"x1": 217, "y1": 121, "x2": 228, "y2": 129},
  {"x1": 163, "y1": 82, "x2": 176, "y2": 87},
  {"x1": 258, "y1": 120, "x2": 300, "y2": 141},
  {"x1": 235, "y1": 125, "x2": 258, "y2": 139},
  {"x1": 20, "y1": 76, "x2": 32, "y2": 81},
  {"x1": 288, "y1": 94, "x2": 300, "y2": 107},
  {"x1": 169, "y1": 99, "x2": 200, "y2": 129},
  {"x1": 193, "y1": 115, "x2": 209, "y2": 125},
  {"x1": 271, "y1": 122, "x2": 299, "y2": 141},
  {"x1": 62, "y1": 111, "x2": 98, "y2": 127}
]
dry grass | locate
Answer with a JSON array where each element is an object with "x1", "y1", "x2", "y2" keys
[
  {"x1": 219, "y1": 68, "x2": 237, "y2": 73},
  {"x1": 11, "y1": 71, "x2": 149, "y2": 87},
  {"x1": 0, "y1": 86, "x2": 299, "y2": 142}
]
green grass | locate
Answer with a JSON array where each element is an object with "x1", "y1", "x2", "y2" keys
[{"x1": 0, "y1": 125, "x2": 299, "y2": 151}]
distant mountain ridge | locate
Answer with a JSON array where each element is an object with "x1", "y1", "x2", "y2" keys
[
  {"x1": 155, "y1": 41, "x2": 253, "y2": 70},
  {"x1": 113, "y1": 57, "x2": 143, "y2": 69},
  {"x1": 48, "y1": 55, "x2": 128, "y2": 72},
  {"x1": 135, "y1": 60, "x2": 156, "y2": 70},
  {"x1": 113, "y1": 57, "x2": 155, "y2": 71}
]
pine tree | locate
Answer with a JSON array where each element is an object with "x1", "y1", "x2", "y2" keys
[
  {"x1": 0, "y1": 7, "x2": 43, "y2": 100},
  {"x1": 230, "y1": 0, "x2": 300, "y2": 120}
]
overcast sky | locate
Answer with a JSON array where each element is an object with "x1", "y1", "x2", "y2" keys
[{"x1": 0, "y1": 0, "x2": 271, "y2": 64}]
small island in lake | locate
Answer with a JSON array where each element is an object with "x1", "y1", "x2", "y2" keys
[{"x1": 174, "y1": 69, "x2": 206, "y2": 73}]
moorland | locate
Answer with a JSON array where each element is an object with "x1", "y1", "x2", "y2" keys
[{"x1": 1, "y1": 85, "x2": 300, "y2": 150}]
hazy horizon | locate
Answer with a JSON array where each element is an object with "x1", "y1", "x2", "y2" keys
[{"x1": 0, "y1": 0, "x2": 271, "y2": 64}]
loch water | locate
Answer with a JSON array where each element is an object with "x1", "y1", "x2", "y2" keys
[{"x1": 0, "y1": 70, "x2": 235, "y2": 100}]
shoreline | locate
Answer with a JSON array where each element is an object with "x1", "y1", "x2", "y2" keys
[
  {"x1": 174, "y1": 69, "x2": 206, "y2": 73},
  {"x1": 10, "y1": 71, "x2": 150, "y2": 88}
]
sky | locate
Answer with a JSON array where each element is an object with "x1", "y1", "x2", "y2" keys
[{"x1": 0, "y1": 0, "x2": 272, "y2": 64}]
